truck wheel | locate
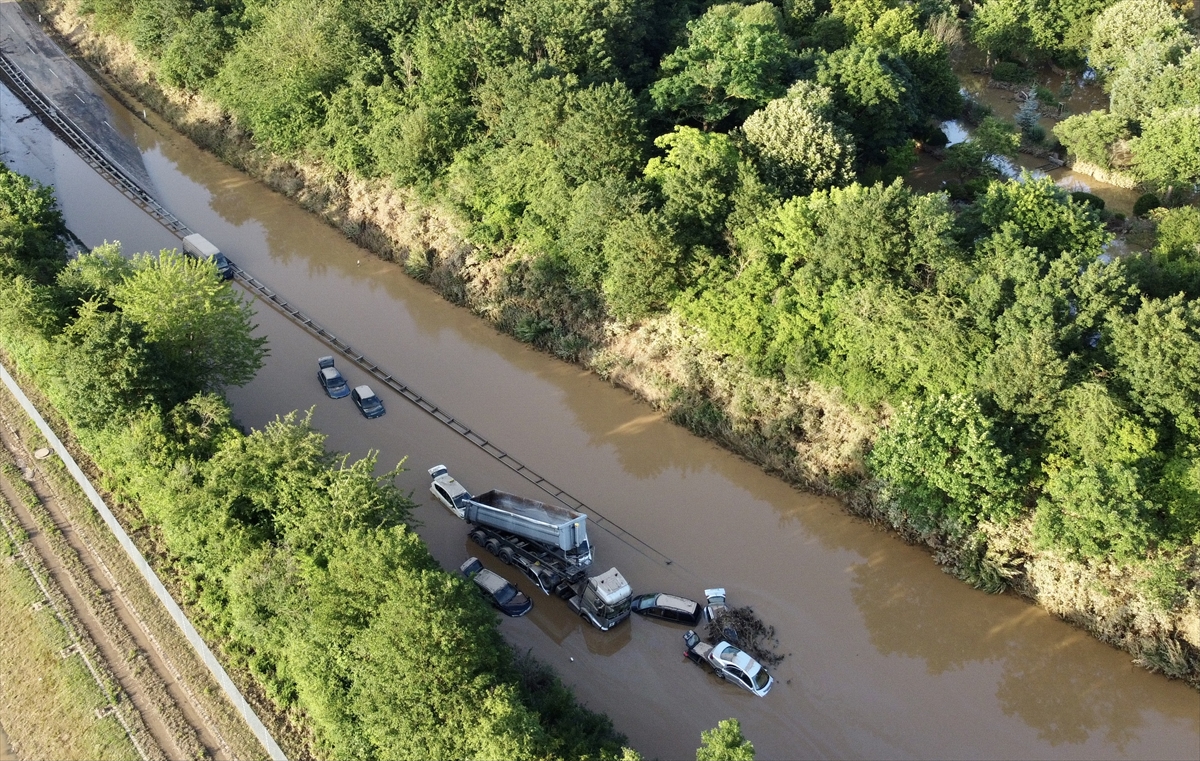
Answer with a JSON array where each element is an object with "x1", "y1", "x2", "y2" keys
[
  {"x1": 469, "y1": 530, "x2": 487, "y2": 546},
  {"x1": 498, "y1": 547, "x2": 515, "y2": 565},
  {"x1": 485, "y1": 539, "x2": 501, "y2": 556}
]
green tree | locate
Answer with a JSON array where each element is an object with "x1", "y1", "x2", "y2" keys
[
  {"x1": 601, "y1": 211, "x2": 682, "y2": 320},
  {"x1": 1130, "y1": 107, "x2": 1200, "y2": 190},
  {"x1": 214, "y1": 0, "x2": 360, "y2": 153},
  {"x1": 1087, "y1": 0, "x2": 1189, "y2": 77},
  {"x1": 502, "y1": 0, "x2": 652, "y2": 81},
  {"x1": 1108, "y1": 294, "x2": 1200, "y2": 438},
  {"x1": 970, "y1": 0, "x2": 1031, "y2": 61},
  {"x1": 650, "y1": 3, "x2": 795, "y2": 128},
  {"x1": 51, "y1": 302, "x2": 165, "y2": 430},
  {"x1": 0, "y1": 166, "x2": 68, "y2": 284},
  {"x1": 113, "y1": 250, "x2": 267, "y2": 400},
  {"x1": 1052, "y1": 110, "x2": 1131, "y2": 168},
  {"x1": 869, "y1": 393, "x2": 1023, "y2": 531},
  {"x1": 942, "y1": 116, "x2": 1021, "y2": 181},
  {"x1": 817, "y1": 44, "x2": 919, "y2": 163},
  {"x1": 1128, "y1": 206, "x2": 1200, "y2": 299},
  {"x1": 742, "y1": 82, "x2": 857, "y2": 197},
  {"x1": 1109, "y1": 43, "x2": 1200, "y2": 121},
  {"x1": 697, "y1": 718, "x2": 755, "y2": 761},
  {"x1": 644, "y1": 127, "x2": 744, "y2": 239},
  {"x1": 1032, "y1": 383, "x2": 1162, "y2": 561},
  {"x1": 158, "y1": 8, "x2": 233, "y2": 90}
]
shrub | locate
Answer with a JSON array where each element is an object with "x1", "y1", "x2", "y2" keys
[
  {"x1": 1134, "y1": 192, "x2": 1162, "y2": 217},
  {"x1": 1070, "y1": 191, "x2": 1106, "y2": 211},
  {"x1": 991, "y1": 62, "x2": 1030, "y2": 83}
]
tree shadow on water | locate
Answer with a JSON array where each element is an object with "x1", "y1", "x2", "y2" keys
[{"x1": 849, "y1": 550, "x2": 1199, "y2": 749}]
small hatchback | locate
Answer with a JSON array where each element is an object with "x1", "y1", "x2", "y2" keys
[
  {"x1": 317, "y1": 357, "x2": 350, "y2": 399},
  {"x1": 351, "y1": 385, "x2": 385, "y2": 418},
  {"x1": 631, "y1": 593, "x2": 702, "y2": 626},
  {"x1": 460, "y1": 557, "x2": 533, "y2": 617}
]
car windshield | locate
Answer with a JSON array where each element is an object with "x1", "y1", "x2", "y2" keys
[
  {"x1": 633, "y1": 596, "x2": 654, "y2": 611},
  {"x1": 493, "y1": 585, "x2": 516, "y2": 604},
  {"x1": 751, "y1": 668, "x2": 771, "y2": 691},
  {"x1": 717, "y1": 644, "x2": 743, "y2": 659},
  {"x1": 363, "y1": 395, "x2": 380, "y2": 407}
]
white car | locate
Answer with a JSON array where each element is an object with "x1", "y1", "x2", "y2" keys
[{"x1": 684, "y1": 629, "x2": 774, "y2": 697}]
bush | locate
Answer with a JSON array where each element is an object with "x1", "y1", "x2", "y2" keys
[
  {"x1": 1134, "y1": 192, "x2": 1163, "y2": 217},
  {"x1": 990, "y1": 62, "x2": 1030, "y2": 83},
  {"x1": 1070, "y1": 191, "x2": 1106, "y2": 211}
]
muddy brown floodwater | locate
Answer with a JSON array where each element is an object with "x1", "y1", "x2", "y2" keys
[{"x1": 2, "y1": 71, "x2": 1198, "y2": 759}]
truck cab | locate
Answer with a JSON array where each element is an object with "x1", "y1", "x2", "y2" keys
[
  {"x1": 569, "y1": 567, "x2": 632, "y2": 631},
  {"x1": 429, "y1": 464, "x2": 472, "y2": 518}
]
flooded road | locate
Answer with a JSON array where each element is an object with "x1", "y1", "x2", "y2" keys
[{"x1": 2, "y1": 66, "x2": 1198, "y2": 761}]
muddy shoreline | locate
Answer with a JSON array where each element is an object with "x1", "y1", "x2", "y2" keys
[{"x1": 17, "y1": 0, "x2": 1199, "y2": 687}]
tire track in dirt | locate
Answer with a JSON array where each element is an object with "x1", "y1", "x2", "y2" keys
[{"x1": 0, "y1": 414, "x2": 229, "y2": 760}]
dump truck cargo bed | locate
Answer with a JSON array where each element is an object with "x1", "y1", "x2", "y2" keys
[{"x1": 466, "y1": 490, "x2": 590, "y2": 556}]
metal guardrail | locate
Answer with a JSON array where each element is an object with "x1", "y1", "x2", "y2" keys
[
  {"x1": 0, "y1": 49, "x2": 676, "y2": 569},
  {"x1": 233, "y1": 267, "x2": 676, "y2": 567},
  {"x1": 0, "y1": 52, "x2": 191, "y2": 237}
]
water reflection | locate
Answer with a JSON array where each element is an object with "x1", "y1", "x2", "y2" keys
[{"x1": 850, "y1": 547, "x2": 1199, "y2": 747}]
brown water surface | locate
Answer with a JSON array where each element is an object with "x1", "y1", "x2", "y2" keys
[{"x1": 2, "y1": 75, "x2": 1198, "y2": 761}]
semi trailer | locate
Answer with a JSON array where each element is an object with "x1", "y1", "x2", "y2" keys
[{"x1": 429, "y1": 465, "x2": 631, "y2": 630}]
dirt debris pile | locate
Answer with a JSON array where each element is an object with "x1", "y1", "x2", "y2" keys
[{"x1": 706, "y1": 607, "x2": 784, "y2": 667}]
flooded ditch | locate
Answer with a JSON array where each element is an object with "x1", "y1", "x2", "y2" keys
[{"x1": 1, "y1": 29, "x2": 1198, "y2": 761}]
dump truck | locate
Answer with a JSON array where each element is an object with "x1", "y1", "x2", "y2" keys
[
  {"x1": 429, "y1": 465, "x2": 631, "y2": 630},
  {"x1": 182, "y1": 233, "x2": 233, "y2": 279}
]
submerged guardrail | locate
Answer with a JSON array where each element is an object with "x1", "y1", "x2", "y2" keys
[{"x1": 0, "y1": 50, "x2": 676, "y2": 569}]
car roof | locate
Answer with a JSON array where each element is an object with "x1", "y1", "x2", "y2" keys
[
  {"x1": 474, "y1": 569, "x2": 512, "y2": 596},
  {"x1": 354, "y1": 385, "x2": 376, "y2": 397},
  {"x1": 321, "y1": 367, "x2": 342, "y2": 380},
  {"x1": 433, "y1": 473, "x2": 471, "y2": 501},
  {"x1": 714, "y1": 643, "x2": 761, "y2": 675},
  {"x1": 653, "y1": 594, "x2": 699, "y2": 614}
]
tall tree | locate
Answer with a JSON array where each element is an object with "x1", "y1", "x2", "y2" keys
[
  {"x1": 696, "y1": 718, "x2": 755, "y2": 761},
  {"x1": 742, "y1": 81, "x2": 857, "y2": 197},
  {"x1": 113, "y1": 250, "x2": 268, "y2": 400},
  {"x1": 650, "y1": 3, "x2": 795, "y2": 128}
]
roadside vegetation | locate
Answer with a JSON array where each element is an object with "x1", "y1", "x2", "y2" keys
[
  {"x1": 0, "y1": 165, "x2": 637, "y2": 758},
  {"x1": 25, "y1": 0, "x2": 1200, "y2": 684}
]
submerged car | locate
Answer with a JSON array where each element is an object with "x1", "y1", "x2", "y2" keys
[
  {"x1": 460, "y1": 557, "x2": 533, "y2": 617},
  {"x1": 683, "y1": 629, "x2": 774, "y2": 697},
  {"x1": 703, "y1": 587, "x2": 728, "y2": 622},
  {"x1": 631, "y1": 593, "x2": 702, "y2": 626},
  {"x1": 317, "y1": 356, "x2": 350, "y2": 399},
  {"x1": 351, "y1": 384, "x2": 385, "y2": 418}
]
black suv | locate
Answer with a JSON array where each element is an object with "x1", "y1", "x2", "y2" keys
[
  {"x1": 460, "y1": 557, "x2": 533, "y2": 617},
  {"x1": 351, "y1": 384, "x2": 386, "y2": 418},
  {"x1": 317, "y1": 357, "x2": 350, "y2": 399}
]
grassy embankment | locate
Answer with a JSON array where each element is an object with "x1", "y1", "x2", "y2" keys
[
  {"x1": 0, "y1": 370, "x2": 278, "y2": 760},
  {"x1": 19, "y1": 0, "x2": 1200, "y2": 686},
  {"x1": 0, "y1": 463, "x2": 138, "y2": 761}
]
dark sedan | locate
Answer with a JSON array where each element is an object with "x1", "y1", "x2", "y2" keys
[
  {"x1": 630, "y1": 592, "x2": 702, "y2": 625},
  {"x1": 460, "y1": 557, "x2": 533, "y2": 617},
  {"x1": 317, "y1": 356, "x2": 350, "y2": 399},
  {"x1": 351, "y1": 384, "x2": 385, "y2": 418}
]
